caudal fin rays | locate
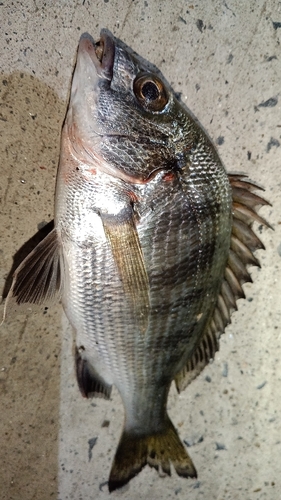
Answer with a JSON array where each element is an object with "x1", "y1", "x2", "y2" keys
[{"x1": 108, "y1": 415, "x2": 196, "y2": 492}]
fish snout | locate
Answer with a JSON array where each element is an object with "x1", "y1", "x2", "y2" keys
[{"x1": 78, "y1": 29, "x2": 115, "y2": 81}]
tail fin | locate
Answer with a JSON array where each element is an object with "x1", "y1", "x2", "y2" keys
[{"x1": 108, "y1": 416, "x2": 197, "y2": 492}]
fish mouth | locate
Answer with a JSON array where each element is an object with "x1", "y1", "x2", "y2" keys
[{"x1": 78, "y1": 29, "x2": 115, "y2": 81}]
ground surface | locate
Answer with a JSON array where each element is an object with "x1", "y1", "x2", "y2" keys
[{"x1": 1, "y1": 1, "x2": 281, "y2": 499}]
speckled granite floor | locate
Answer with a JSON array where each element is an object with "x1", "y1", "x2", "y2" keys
[{"x1": 1, "y1": 1, "x2": 280, "y2": 499}]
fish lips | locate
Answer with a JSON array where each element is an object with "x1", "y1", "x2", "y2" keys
[
  {"x1": 78, "y1": 29, "x2": 115, "y2": 82},
  {"x1": 70, "y1": 29, "x2": 115, "y2": 104}
]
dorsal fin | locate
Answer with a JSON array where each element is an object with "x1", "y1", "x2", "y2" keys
[
  {"x1": 175, "y1": 174, "x2": 271, "y2": 392},
  {"x1": 2, "y1": 228, "x2": 64, "y2": 322}
]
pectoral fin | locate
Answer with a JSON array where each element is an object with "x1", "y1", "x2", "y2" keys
[
  {"x1": 101, "y1": 210, "x2": 150, "y2": 334},
  {"x1": 2, "y1": 228, "x2": 64, "y2": 321}
]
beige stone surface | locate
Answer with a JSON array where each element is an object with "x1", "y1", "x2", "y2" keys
[{"x1": 0, "y1": 1, "x2": 280, "y2": 499}]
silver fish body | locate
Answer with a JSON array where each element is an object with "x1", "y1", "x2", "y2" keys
[
  {"x1": 56, "y1": 31, "x2": 231, "y2": 436},
  {"x1": 5, "y1": 29, "x2": 270, "y2": 491}
]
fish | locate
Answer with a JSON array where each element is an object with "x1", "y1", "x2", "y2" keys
[{"x1": 3, "y1": 29, "x2": 271, "y2": 491}]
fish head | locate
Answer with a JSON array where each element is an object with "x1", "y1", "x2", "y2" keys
[{"x1": 65, "y1": 29, "x2": 196, "y2": 183}]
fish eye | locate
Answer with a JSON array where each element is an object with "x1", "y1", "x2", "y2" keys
[{"x1": 133, "y1": 73, "x2": 168, "y2": 112}]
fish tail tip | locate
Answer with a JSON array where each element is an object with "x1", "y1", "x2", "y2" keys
[
  {"x1": 108, "y1": 416, "x2": 197, "y2": 491},
  {"x1": 108, "y1": 432, "x2": 146, "y2": 492}
]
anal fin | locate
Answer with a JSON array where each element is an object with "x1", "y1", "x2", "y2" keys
[{"x1": 75, "y1": 347, "x2": 112, "y2": 399}]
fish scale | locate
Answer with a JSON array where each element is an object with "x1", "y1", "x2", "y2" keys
[
  {"x1": 3, "y1": 29, "x2": 270, "y2": 492},
  {"x1": 71, "y1": 246, "x2": 132, "y2": 386}
]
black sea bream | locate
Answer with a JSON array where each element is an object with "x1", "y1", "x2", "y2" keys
[{"x1": 5, "y1": 29, "x2": 270, "y2": 491}]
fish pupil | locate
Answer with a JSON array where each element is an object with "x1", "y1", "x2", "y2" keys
[{"x1": 141, "y1": 81, "x2": 159, "y2": 101}]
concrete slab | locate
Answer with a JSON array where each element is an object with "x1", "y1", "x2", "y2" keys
[{"x1": 1, "y1": 1, "x2": 280, "y2": 499}]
